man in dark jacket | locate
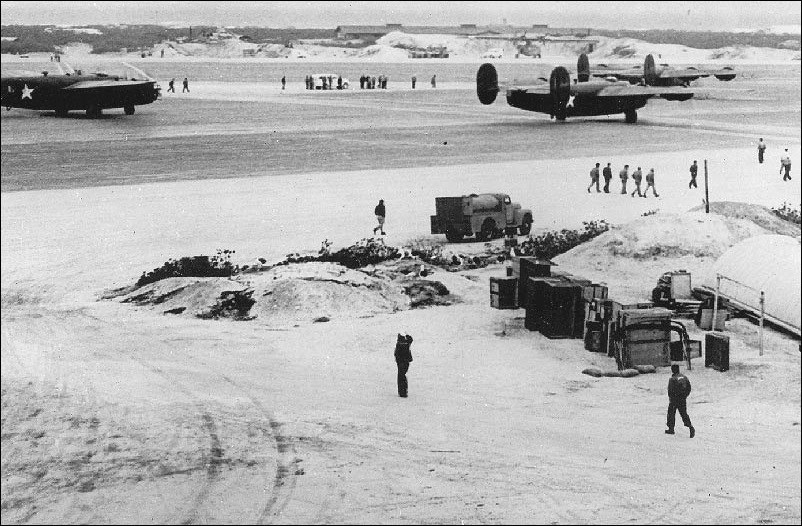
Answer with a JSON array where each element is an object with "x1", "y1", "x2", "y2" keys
[
  {"x1": 373, "y1": 199, "x2": 386, "y2": 235},
  {"x1": 394, "y1": 334, "x2": 413, "y2": 397},
  {"x1": 666, "y1": 364, "x2": 695, "y2": 437},
  {"x1": 689, "y1": 160, "x2": 698, "y2": 189},
  {"x1": 602, "y1": 162, "x2": 613, "y2": 193}
]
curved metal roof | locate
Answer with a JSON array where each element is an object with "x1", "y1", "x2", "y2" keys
[{"x1": 703, "y1": 235, "x2": 801, "y2": 334}]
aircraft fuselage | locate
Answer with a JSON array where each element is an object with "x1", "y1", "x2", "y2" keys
[
  {"x1": 505, "y1": 88, "x2": 650, "y2": 118},
  {"x1": 1, "y1": 75, "x2": 159, "y2": 113}
]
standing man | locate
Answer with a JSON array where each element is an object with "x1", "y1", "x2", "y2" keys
[
  {"x1": 757, "y1": 138, "x2": 766, "y2": 164},
  {"x1": 619, "y1": 164, "x2": 629, "y2": 194},
  {"x1": 631, "y1": 166, "x2": 643, "y2": 197},
  {"x1": 281, "y1": 75, "x2": 286, "y2": 90},
  {"x1": 689, "y1": 160, "x2": 698, "y2": 189},
  {"x1": 182, "y1": 77, "x2": 189, "y2": 93},
  {"x1": 337, "y1": 75, "x2": 343, "y2": 90},
  {"x1": 780, "y1": 149, "x2": 792, "y2": 181},
  {"x1": 602, "y1": 162, "x2": 613, "y2": 193},
  {"x1": 644, "y1": 168, "x2": 659, "y2": 197},
  {"x1": 373, "y1": 199, "x2": 386, "y2": 236},
  {"x1": 431, "y1": 74, "x2": 437, "y2": 88},
  {"x1": 587, "y1": 163, "x2": 601, "y2": 193},
  {"x1": 666, "y1": 365, "x2": 695, "y2": 438},
  {"x1": 167, "y1": 78, "x2": 175, "y2": 93},
  {"x1": 411, "y1": 75, "x2": 417, "y2": 89},
  {"x1": 394, "y1": 334, "x2": 413, "y2": 398}
]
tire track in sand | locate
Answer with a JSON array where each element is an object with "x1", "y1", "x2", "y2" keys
[{"x1": 218, "y1": 374, "x2": 299, "y2": 525}]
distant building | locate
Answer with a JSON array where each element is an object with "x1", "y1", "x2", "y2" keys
[{"x1": 334, "y1": 23, "x2": 551, "y2": 40}]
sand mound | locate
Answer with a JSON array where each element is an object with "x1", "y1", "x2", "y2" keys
[
  {"x1": 688, "y1": 201, "x2": 801, "y2": 237},
  {"x1": 244, "y1": 262, "x2": 409, "y2": 323},
  {"x1": 563, "y1": 209, "x2": 773, "y2": 262},
  {"x1": 118, "y1": 277, "x2": 251, "y2": 318},
  {"x1": 110, "y1": 259, "x2": 470, "y2": 325}
]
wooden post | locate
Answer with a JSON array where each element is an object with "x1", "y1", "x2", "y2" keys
[
  {"x1": 712, "y1": 274, "x2": 721, "y2": 331},
  {"x1": 704, "y1": 159, "x2": 709, "y2": 213},
  {"x1": 759, "y1": 290, "x2": 765, "y2": 356}
]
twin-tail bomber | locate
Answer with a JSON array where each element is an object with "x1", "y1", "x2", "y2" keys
[
  {"x1": 476, "y1": 53, "x2": 694, "y2": 123},
  {"x1": 588, "y1": 54, "x2": 736, "y2": 87}
]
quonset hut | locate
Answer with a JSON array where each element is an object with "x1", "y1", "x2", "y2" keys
[{"x1": 701, "y1": 235, "x2": 801, "y2": 336}]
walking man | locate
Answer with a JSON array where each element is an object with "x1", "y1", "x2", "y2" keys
[
  {"x1": 602, "y1": 162, "x2": 613, "y2": 193},
  {"x1": 167, "y1": 78, "x2": 175, "y2": 93},
  {"x1": 644, "y1": 168, "x2": 659, "y2": 197},
  {"x1": 758, "y1": 138, "x2": 766, "y2": 164},
  {"x1": 666, "y1": 364, "x2": 695, "y2": 438},
  {"x1": 587, "y1": 163, "x2": 601, "y2": 193},
  {"x1": 780, "y1": 149, "x2": 792, "y2": 181},
  {"x1": 411, "y1": 75, "x2": 417, "y2": 89},
  {"x1": 182, "y1": 77, "x2": 189, "y2": 93},
  {"x1": 689, "y1": 160, "x2": 698, "y2": 189},
  {"x1": 394, "y1": 334, "x2": 413, "y2": 397},
  {"x1": 373, "y1": 199, "x2": 386, "y2": 235},
  {"x1": 631, "y1": 166, "x2": 643, "y2": 197},
  {"x1": 619, "y1": 164, "x2": 629, "y2": 194},
  {"x1": 431, "y1": 74, "x2": 437, "y2": 88}
]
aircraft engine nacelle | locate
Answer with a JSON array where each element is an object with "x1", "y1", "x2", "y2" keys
[
  {"x1": 714, "y1": 66, "x2": 736, "y2": 81},
  {"x1": 549, "y1": 66, "x2": 571, "y2": 119},
  {"x1": 476, "y1": 63, "x2": 500, "y2": 105}
]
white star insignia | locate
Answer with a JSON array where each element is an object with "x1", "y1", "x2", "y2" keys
[
  {"x1": 566, "y1": 94, "x2": 576, "y2": 108},
  {"x1": 21, "y1": 84, "x2": 34, "y2": 100}
]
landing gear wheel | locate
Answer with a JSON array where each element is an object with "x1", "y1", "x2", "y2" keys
[
  {"x1": 86, "y1": 106, "x2": 102, "y2": 118},
  {"x1": 445, "y1": 231, "x2": 463, "y2": 243},
  {"x1": 124, "y1": 105, "x2": 135, "y2": 115},
  {"x1": 625, "y1": 110, "x2": 637, "y2": 124},
  {"x1": 54, "y1": 107, "x2": 68, "y2": 117}
]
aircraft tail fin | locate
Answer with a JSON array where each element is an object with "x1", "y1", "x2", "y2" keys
[
  {"x1": 644, "y1": 54, "x2": 657, "y2": 85},
  {"x1": 577, "y1": 53, "x2": 590, "y2": 82},
  {"x1": 477, "y1": 63, "x2": 499, "y2": 105}
]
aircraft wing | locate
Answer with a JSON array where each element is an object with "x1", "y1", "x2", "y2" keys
[
  {"x1": 518, "y1": 85, "x2": 551, "y2": 94},
  {"x1": 63, "y1": 79, "x2": 155, "y2": 90},
  {"x1": 596, "y1": 84, "x2": 694, "y2": 101},
  {"x1": 656, "y1": 68, "x2": 710, "y2": 80},
  {"x1": 591, "y1": 70, "x2": 644, "y2": 83}
]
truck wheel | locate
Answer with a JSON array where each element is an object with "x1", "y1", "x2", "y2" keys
[
  {"x1": 124, "y1": 105, "x2": 135, "y2": 115},
  {"x1": 519, "y1": 216, "x2": 532, "y2": 235},
  {"x1": 445, "y1": 231, "x2": 462, "y2": 243},
  {"x1": 477, "y1": 219, "x2": 496, "y2": 241}
]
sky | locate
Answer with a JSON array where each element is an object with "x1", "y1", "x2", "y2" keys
[{"x1": 1, "y1": 1, "x2": 800, "y2": 32}]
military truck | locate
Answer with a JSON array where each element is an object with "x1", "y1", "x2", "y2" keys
[{"x1": 430, "y1": 193, "x2": 533, "y2": 242}]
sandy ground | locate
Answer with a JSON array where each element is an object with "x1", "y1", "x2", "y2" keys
[{"x1": 1, "y1": 59, "x2": 801, "y2": 524}]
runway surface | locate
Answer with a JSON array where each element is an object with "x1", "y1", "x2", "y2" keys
[{"x1": 2, "y1": 63, "x2": 799, "y2": 191}]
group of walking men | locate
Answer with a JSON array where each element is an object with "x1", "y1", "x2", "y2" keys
[
  {"x1": 588, "y1": 162, "x2": 659, "y2": 197},
  {"x1": 166, "y1": 77, "x2": 190, "y2": 93}
]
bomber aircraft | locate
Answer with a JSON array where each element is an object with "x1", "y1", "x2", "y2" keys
[
  {"x1": 477, "y1": 55, "x2": 693, "y2": 123},
  {"x1": 1, "y1": 65, "x2": 160, "y2": 117},
  {"x1": 584, "y1": 53, "x2": 736, "y2": 87}
]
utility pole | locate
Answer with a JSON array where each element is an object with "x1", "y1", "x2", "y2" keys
[
  {"x1": 704, "y1": 159, "x2": 709, "y2": 213},
  {"x1": 759, "y1": 291, "x2": 765, "y2": 356}
]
